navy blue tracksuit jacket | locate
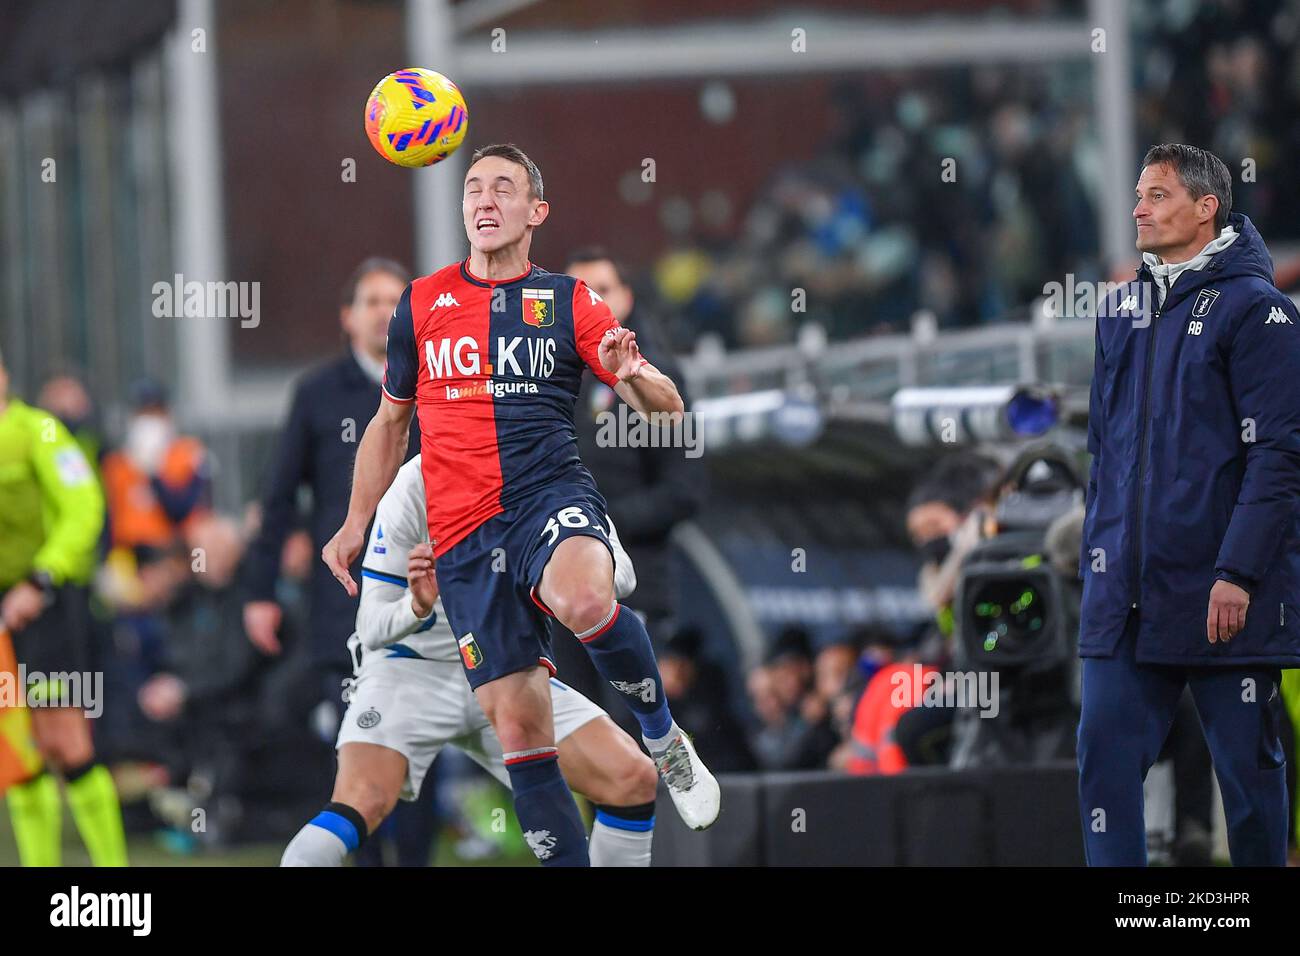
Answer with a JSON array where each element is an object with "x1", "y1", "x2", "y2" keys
[
  {"x1": 241, "y1": 352, "x2": 420, "y2": 674},
  {"x1": 1080, "y1": 213, "x2": 1300, "y2": 666}
]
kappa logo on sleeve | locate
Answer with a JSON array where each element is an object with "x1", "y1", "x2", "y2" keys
[{"x1": 1265, "y1": 306, "x2": 1294, "y2": 325}]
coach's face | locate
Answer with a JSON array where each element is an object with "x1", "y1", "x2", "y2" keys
[
  {"x1": 342, "y1": 270, "x2": 405, "y2": 359},
  {"x1": 463, "y1": 156, "x2": 548, "y2": 255},
  {"x1": 1133, "y1": 162, "x2": 1213, "y2": 259},
  {"x1": 567, "y1": 258, "x2": 634, "y2": 323}
]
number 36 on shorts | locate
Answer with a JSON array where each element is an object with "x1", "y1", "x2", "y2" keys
[{"x1": 539, "y1": 506, "x2": 606, "y2": 546}]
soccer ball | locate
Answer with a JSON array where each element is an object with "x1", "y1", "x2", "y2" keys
[{"x1": 364, "y1": 68, "x2": 468, "y2": 168}]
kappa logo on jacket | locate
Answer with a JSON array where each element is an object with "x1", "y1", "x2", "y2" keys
[
  {"x1": 1266, "y1": 306, "x2": 1294, "y2": 325},
  {"x1": 431, "y1": 292, "x2": 461, "y2": 310}
]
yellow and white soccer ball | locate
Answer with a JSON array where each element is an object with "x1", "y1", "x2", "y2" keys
[{"x1": 364, "y1": 68, "x2": 468, "y2": 168}]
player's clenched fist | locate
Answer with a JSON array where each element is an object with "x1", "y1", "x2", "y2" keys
[
  {"x1": 322, "y1": 524, "x2": 367, "y2": 598},
  {"x1": 407, "y1": 543, "x2": 439, "y2": 618},
  {"x1": 599, "y1": 327, "x2": 643, "y2": 382}
]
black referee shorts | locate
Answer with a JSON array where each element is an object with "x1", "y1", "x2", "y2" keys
[{"x1": 8, "y1": 584, "x2": 92, "y2": 676}]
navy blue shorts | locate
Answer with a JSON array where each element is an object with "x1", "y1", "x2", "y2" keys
[{"x1": 437, "y1": 485, "x2": 615, "y2": 690}]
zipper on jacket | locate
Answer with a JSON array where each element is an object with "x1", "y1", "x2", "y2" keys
[{"x1": 1130, "y1": 299, "x2": 1162, "y2": 609}]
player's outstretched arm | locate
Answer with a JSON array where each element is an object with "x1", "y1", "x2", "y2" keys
[
  {"x1": 601, "y1": 328, "x2": 685, "y2": 418},
  {"x1": 322, "y1": 395, "x2": 413, "y2": 597}
]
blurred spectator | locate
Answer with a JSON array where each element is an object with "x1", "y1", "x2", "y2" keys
[
  {"x1": 842, "y1": 626, "x2": 940, "y2": 775},
  {"x1": 125, "y1": 513, "x2": 329, "y2": 845},
  {"x1": 101, "y1": 379, "x2": 211, "y2": 556},
  {"x1": 96, "y1": 543, "x2": 189, "y2": 766},
  {"x1": 748, "y1": 627, "x2": 840, "y2": 771},
  {"x1": 658, "y1": 627, "x2": 757, "y2": 772},
  {"x1": 814, "y1": 641, "x2": 858, "y2": 706}
]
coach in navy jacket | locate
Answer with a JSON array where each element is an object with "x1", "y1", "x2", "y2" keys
[
  {"x1": 1077, "y1": 145, "x2": 1300, "y2": 866},
  {"x1": 241, "y1": 259, "x2": 420, "y2": 681}
]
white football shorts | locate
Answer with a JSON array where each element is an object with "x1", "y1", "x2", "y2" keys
[{"x1": 336, "y1": 650, "x2": 605, "y2": 800}]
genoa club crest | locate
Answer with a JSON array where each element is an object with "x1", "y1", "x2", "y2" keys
[
  {"x1": 522, "y1": 288, "x2": 555, "y2": 327},
  {"x1": 459, "y1": 633, "x2": 484, "y2": 669}
]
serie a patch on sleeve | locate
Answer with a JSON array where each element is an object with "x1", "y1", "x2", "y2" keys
[{"x1": 53, "y1": 447, "x2": 94, "y2": 486}]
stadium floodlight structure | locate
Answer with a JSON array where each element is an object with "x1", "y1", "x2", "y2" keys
[
  {"x1": 693, "y1": 386, "x2": 823, "y2": 452},
  {"x1": 890, "y1": 384, "x2": 1060, "y2": 448}
]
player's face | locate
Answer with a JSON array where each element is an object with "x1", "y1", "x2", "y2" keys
[
  {"x1": 567, "y1": 259, "x2": 633, "y2": 322},
  {"x1": 1133, "y1": 163, "x2": 1212, "y2": 258},
  {"x1": 343, "y1": 270, "x2": 405, "y2": 358},
  {"x1": 463, "y1": 156, "x2": 547, "y2": 255}
]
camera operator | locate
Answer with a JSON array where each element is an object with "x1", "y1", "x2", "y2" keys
[{"x1": 892, "y1": 454, "x2": 1000, "y2": 766}]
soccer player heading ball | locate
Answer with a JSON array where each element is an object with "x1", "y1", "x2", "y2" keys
[{"x1": 322, "y1": 144, "x2": 720, "y2": 865}]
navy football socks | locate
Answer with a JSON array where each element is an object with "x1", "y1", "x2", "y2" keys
[
  {"x1": 503, "y1": 749, "x2": 590, "y2": 866},
  {"x1": 576, "y1": 602, "x2": 674, "y2": 740}
]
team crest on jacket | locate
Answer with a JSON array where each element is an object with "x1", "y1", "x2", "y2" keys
[
  {"x1": 1192, "y1": 288, "x2": 1220, "y2": 318},
  {"x1": 521, "y1": 288, "x2": 555, "y2": 327},
  {"x1": 459, "y1": 633, "x2": 484, "y2": 669}
]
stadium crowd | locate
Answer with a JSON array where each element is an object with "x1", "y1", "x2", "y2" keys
[
  {"x1": 652, "y1": 0, "x2": 1300, "y2": 352},
  {"x1": 651, "y1": 67, "x2": 1101, "y2": 350}
]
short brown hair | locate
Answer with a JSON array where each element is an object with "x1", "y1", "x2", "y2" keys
[
  {"x1": 1141, "y1": 144, "x2": 1233, "y2": 232},
  {"x1": 468, "y1": 143, "x2": 544, "y2": 201},
  {"x1": 340, "y1": 257, "x2": 410, "y2": 307}
]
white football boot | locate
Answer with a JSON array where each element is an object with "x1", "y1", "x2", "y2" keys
[{"x1": 646, "y1": 726, "x2": 721, "y2": 830}]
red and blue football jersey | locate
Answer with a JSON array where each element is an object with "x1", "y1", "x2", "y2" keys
[{"x1": 383, "y1": 259, "x2": 623, "y2": 556}]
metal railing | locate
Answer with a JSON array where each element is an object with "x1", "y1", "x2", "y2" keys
[{"x1": 679, "y1": 313, "x2": 1097, "y2": 447}]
